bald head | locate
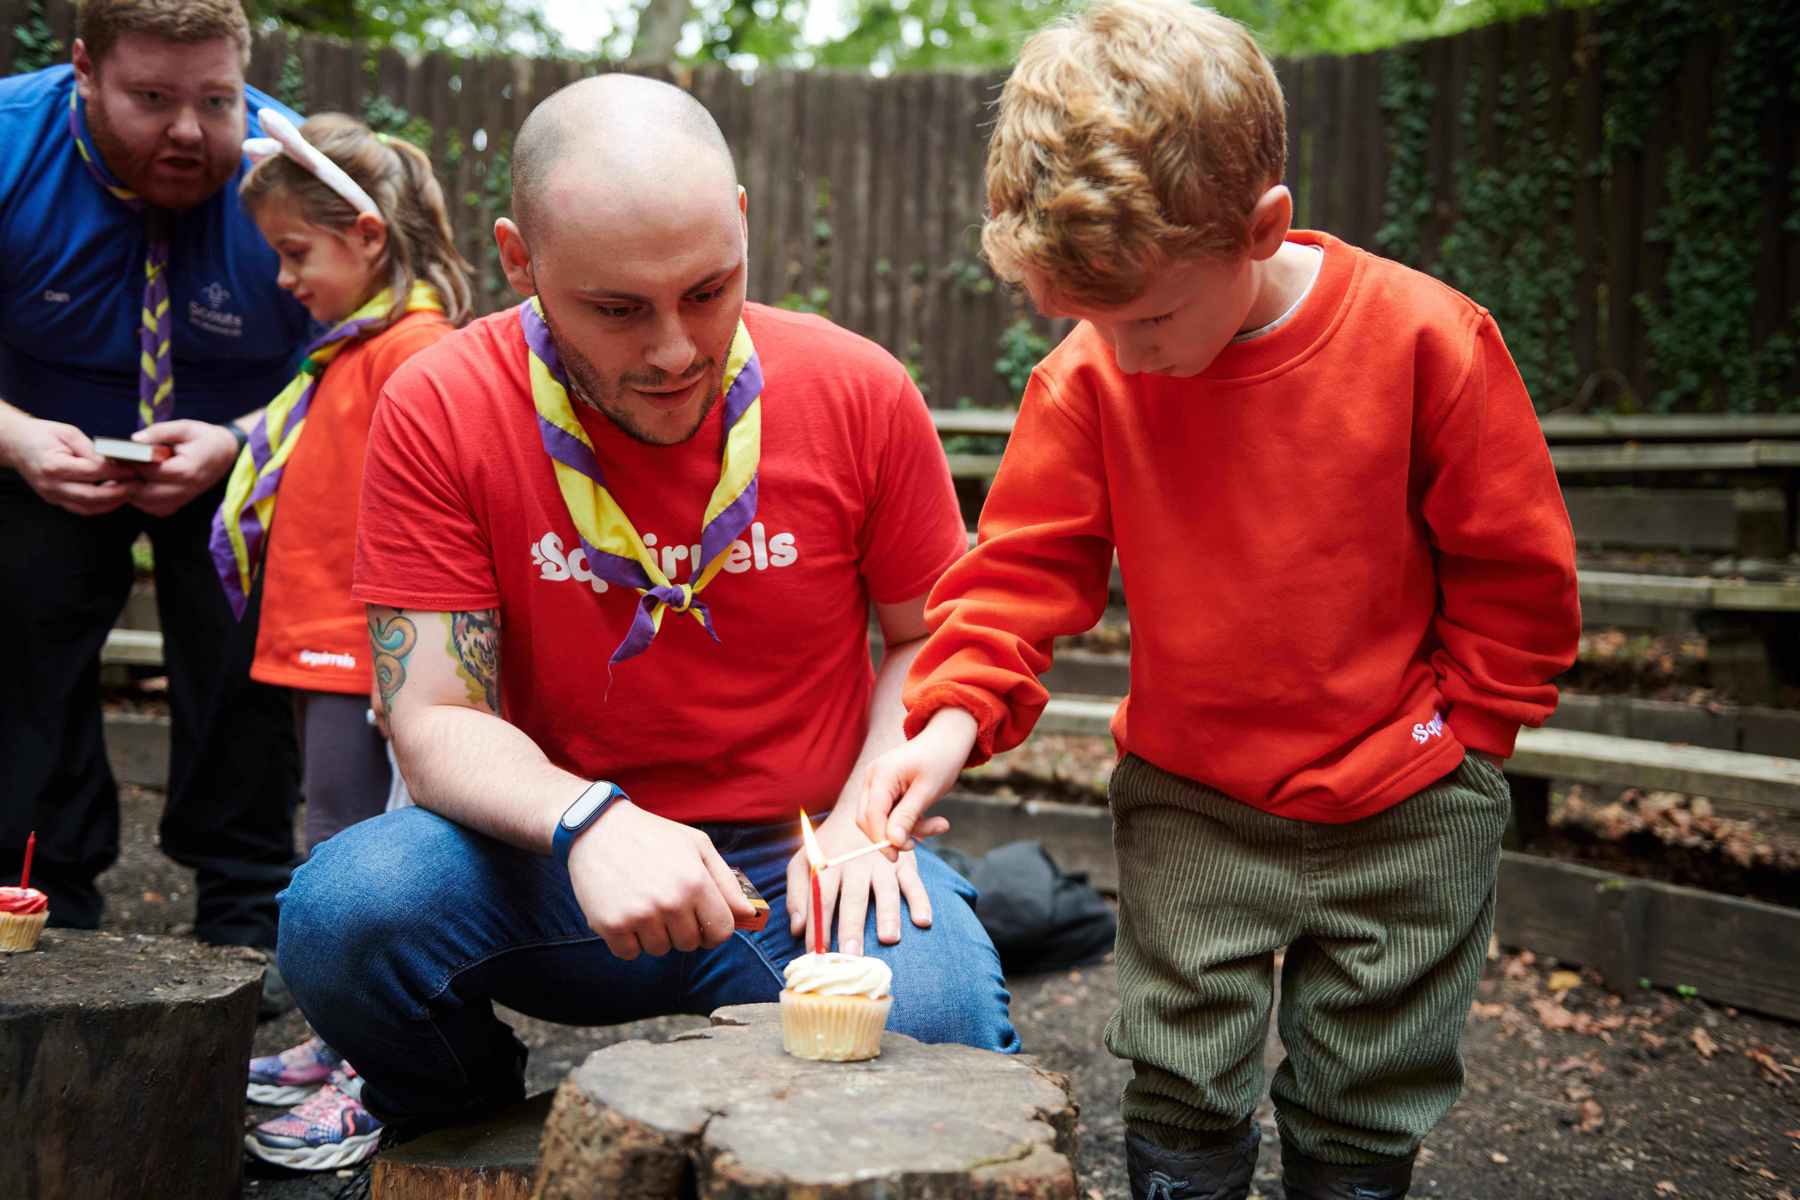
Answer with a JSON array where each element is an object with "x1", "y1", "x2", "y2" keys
[{"x1": 511, "y1": 73, "x2": 737, "y2": 245}]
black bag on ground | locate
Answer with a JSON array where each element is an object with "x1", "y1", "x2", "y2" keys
[{"x1": 937, "y1": 840, "x2": 1116, "y2": 976}]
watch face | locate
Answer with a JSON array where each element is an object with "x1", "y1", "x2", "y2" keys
[{"x1": 562, "y1": 785, "x2": 613, "y2": 829}]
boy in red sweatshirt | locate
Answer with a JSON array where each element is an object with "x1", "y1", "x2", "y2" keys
[{"x1": 859, "y1": 2, "x2": 1580, "y2": 1197}]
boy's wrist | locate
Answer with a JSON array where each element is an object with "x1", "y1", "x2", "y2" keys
[{"x1": 923, "y1": 706, "x2": 979, "y2": 759}]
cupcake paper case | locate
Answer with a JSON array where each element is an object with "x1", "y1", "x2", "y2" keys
[{"x1": 780, "y1": 951, "x2": 893, "y2": 1062}]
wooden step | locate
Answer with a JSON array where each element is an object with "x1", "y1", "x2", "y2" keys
[
  {"x1": 1033, "y1": 698, "x2": 1800, "y2": 818},
  {"x1": 1579, "y1": 570, "x2": 1800, "y2": 612},
  {"x1": 931, "y1": 408, "x2": 1800, "y2": 444},
  {"x1": 1507, "y1": 727, "x2": 1800, "y2": 819},
  {"x1": 101, "y1": 629, "x2": 165, "y2": 667}
]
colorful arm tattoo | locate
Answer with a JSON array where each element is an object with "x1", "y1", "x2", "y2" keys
[
  {"x1": 369, "y1": 606, "x2": 418, "y2": 718},
  {"x1": 449, "y1": 609, "x2": 502, "y2": 713}
]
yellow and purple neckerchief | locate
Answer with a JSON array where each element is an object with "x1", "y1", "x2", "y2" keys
[
  {"x1": 209, "y1": 283, "x2": 445, "y2": 618},
  {"x1": 520, "y1": 296, "x2": 763, "y2": 667},
  {"x1": 68, "y1": 90, "x2": 172, "y2": 428}
]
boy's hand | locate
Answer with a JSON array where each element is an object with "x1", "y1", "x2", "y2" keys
[{"x1": 858, "y1": 708, "x2": 978, "y2": 861}]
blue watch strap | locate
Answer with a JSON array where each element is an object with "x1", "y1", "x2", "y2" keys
[{"x1": 552, "y1": 780, "x2": 625, "y2": 870}]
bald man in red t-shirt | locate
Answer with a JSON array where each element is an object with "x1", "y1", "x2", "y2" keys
[{"x1": 274, "y1": 74, "x2": 1017, "y2": 1138}]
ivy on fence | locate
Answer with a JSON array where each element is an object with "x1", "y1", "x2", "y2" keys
[
  {"x1": 11, "y1": 0, "x2": 58, "y2": 74},
  {"x1": 1624, "y1": 1, "x2": 1799, "y2": 413},
  {"x1": 1377, "y1": 0, "x2": 1797, "y2": 413}
]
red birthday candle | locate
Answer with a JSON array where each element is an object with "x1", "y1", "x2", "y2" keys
[
  {"x1": 19, "y1": 831, "x2": 33, "y2": 890},
  {"x1": 810, "y1": 867, "x2": 824, "y2": 954}
]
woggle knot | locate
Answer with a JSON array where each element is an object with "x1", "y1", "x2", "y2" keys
[{"x1": 668, "y1": 584, "x2": 696, "y2": 613}]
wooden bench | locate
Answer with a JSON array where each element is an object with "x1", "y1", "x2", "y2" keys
[
  {"x1": 1028, "y1": 696, "x2": 1800, "y2": 826},
  {"x1": 933, "y1": 408, "x2": 1800, "y2": 444},
  {"x1": 933, "y1": 409, "x2": 1800, "y2": 557}
]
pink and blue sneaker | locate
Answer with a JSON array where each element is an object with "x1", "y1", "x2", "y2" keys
[
  {"x1": 245, "y1": 1062, "x2": 384, "y2": 1171},
  {"x1": 247, "y1": 1035, "x2": 344, "y2": 1105}
]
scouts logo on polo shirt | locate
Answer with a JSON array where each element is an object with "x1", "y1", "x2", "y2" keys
[
  {"x1": 532, "y1": 522, "x2": 797, "y2": 594},
  {"x1": 1411, "y1": 710, "x2": 1446, "y2": 745},
  {"x1": 189, "y1": 279, "x2": 243, "y2": 337}
]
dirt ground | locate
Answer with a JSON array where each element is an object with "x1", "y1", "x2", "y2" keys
[{"x1": 91, "y1": 781, "x2": 1800, "y2": 1200}]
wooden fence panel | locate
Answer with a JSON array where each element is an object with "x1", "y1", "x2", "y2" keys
[{"x1": 8, "y1": 0, "x2": 1796, "y2": 411}]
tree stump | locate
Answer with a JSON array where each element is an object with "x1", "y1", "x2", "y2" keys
[
  {"x1": 534, "y1": 1003, "x2": 1079, "y2": 1199},
  {"x1": 0, "y1": 929, "x2": 264, "y2": 1200},
  {"x1": 372, "y1": 1091, "x2": 556, "y2": 1200}
]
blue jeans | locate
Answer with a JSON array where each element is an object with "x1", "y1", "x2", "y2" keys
[{"x1": 278, "y1": 806, "x2": 1018, "y2": 1125}]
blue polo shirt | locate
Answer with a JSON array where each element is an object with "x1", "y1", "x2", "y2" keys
[{"x1": 0, "y1": 66, "x2": 313, "y2": 440}]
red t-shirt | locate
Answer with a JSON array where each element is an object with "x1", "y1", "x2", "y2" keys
[
  {"x1": 252, "y1": 310, "x2": 454, "y2": 694},
  {"x1": 353, "y1": 302, "x2": 965, "y2": 825}
]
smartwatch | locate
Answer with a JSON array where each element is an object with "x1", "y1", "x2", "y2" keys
[{"x1": 551, "y1": 780, "x2": 626, "y2": 871}]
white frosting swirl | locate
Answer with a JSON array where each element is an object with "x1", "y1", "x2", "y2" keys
[{"x1": 782, "y1": 951, "x2": 892, "y2": 999}]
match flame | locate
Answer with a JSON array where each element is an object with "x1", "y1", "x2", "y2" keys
[{"x1": 799, "y1": 810, "x2": 825, "y2": 871}]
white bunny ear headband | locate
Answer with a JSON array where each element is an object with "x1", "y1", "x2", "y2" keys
[{"x1": 243, "y1": 107, "x2": 381, "y2": 218}]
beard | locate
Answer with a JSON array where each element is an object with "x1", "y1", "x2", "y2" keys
[
  {"x1": 538, "y1": 299, "x2": 725, "y2": 447},
  {"x1": 85, "y1": 91, "x2": 240, "y2": 211}
]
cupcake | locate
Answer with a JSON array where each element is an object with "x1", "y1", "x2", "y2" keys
[
  {"x1": 0, "y1": 886, "x2": 48, "y2": 952},
  {"x1": 780, "y1": 951, "x2": 893, "y2": 1062}
]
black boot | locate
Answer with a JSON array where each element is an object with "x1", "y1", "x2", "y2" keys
[
  {"x1": 1280, "y1": 1147, "x2": 1414, "y2": 1199},
  {"x1": 1125, "y1": 1120, "x2": 1260, "y2": 1200}
]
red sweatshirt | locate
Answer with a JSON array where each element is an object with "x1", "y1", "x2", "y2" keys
[{"x1": 904, "y1": 231, "x2": 1581, "y2": 823}]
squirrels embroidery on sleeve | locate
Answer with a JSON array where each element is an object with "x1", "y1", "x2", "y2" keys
[{"x1": 1411, "y1": 711, "x2": 1446, "y2": 745}]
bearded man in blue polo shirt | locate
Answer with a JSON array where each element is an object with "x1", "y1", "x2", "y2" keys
[{"x1": 0, "y1": 0, "x2": 310, "y2": 978}]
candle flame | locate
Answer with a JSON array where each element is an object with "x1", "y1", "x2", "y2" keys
[{"x1": 798, "y1": 810, "x2": 825, "y2": 870}]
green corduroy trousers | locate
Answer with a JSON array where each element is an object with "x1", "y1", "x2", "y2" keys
[{"x1": 1106, "y1": 750, "x2": 1511, "y2": 1165}]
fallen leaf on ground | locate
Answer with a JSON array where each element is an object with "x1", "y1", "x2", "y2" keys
[
  {"x1": 1547, "y1": 969, "x2": 1582, "y2": 993},
  {"x1": 1534, "y1": 998, "x2": 1578, "y2": 1031},
  {"x1": 1747, "y1": 1046, "x2": 1792, "y2": 1086},
  {"x1": 1656, "y1": 1183, "x2": 1679, "y2": 1196},
  {"x1": 1692, "y1": 1027, "x2": 1719, "y2": 1059},
  {"x1": 1576, "y1": 1098, "x2": 1605, "y2": 1133}
]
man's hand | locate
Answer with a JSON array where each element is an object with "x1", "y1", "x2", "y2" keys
[
  {"x1": 565, "y1": 800, "x2": 753, "y2": 960},
  {"x1": 129, "y1": 420, "x2": 240, "y2": 516},
  {"x1": 785, "y1": 805, "x2": 948, "y2": 957},
  {"x1": 0, "y1": 411, "x2": 141, "y2": 515},
  {"x1": 858, "y1": 707, "x2": 976, "y2": 861}
]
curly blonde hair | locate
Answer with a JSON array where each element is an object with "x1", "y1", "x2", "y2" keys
[{"x1": 982, "y1": 0, "x2": 1286, "y2": 308}]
